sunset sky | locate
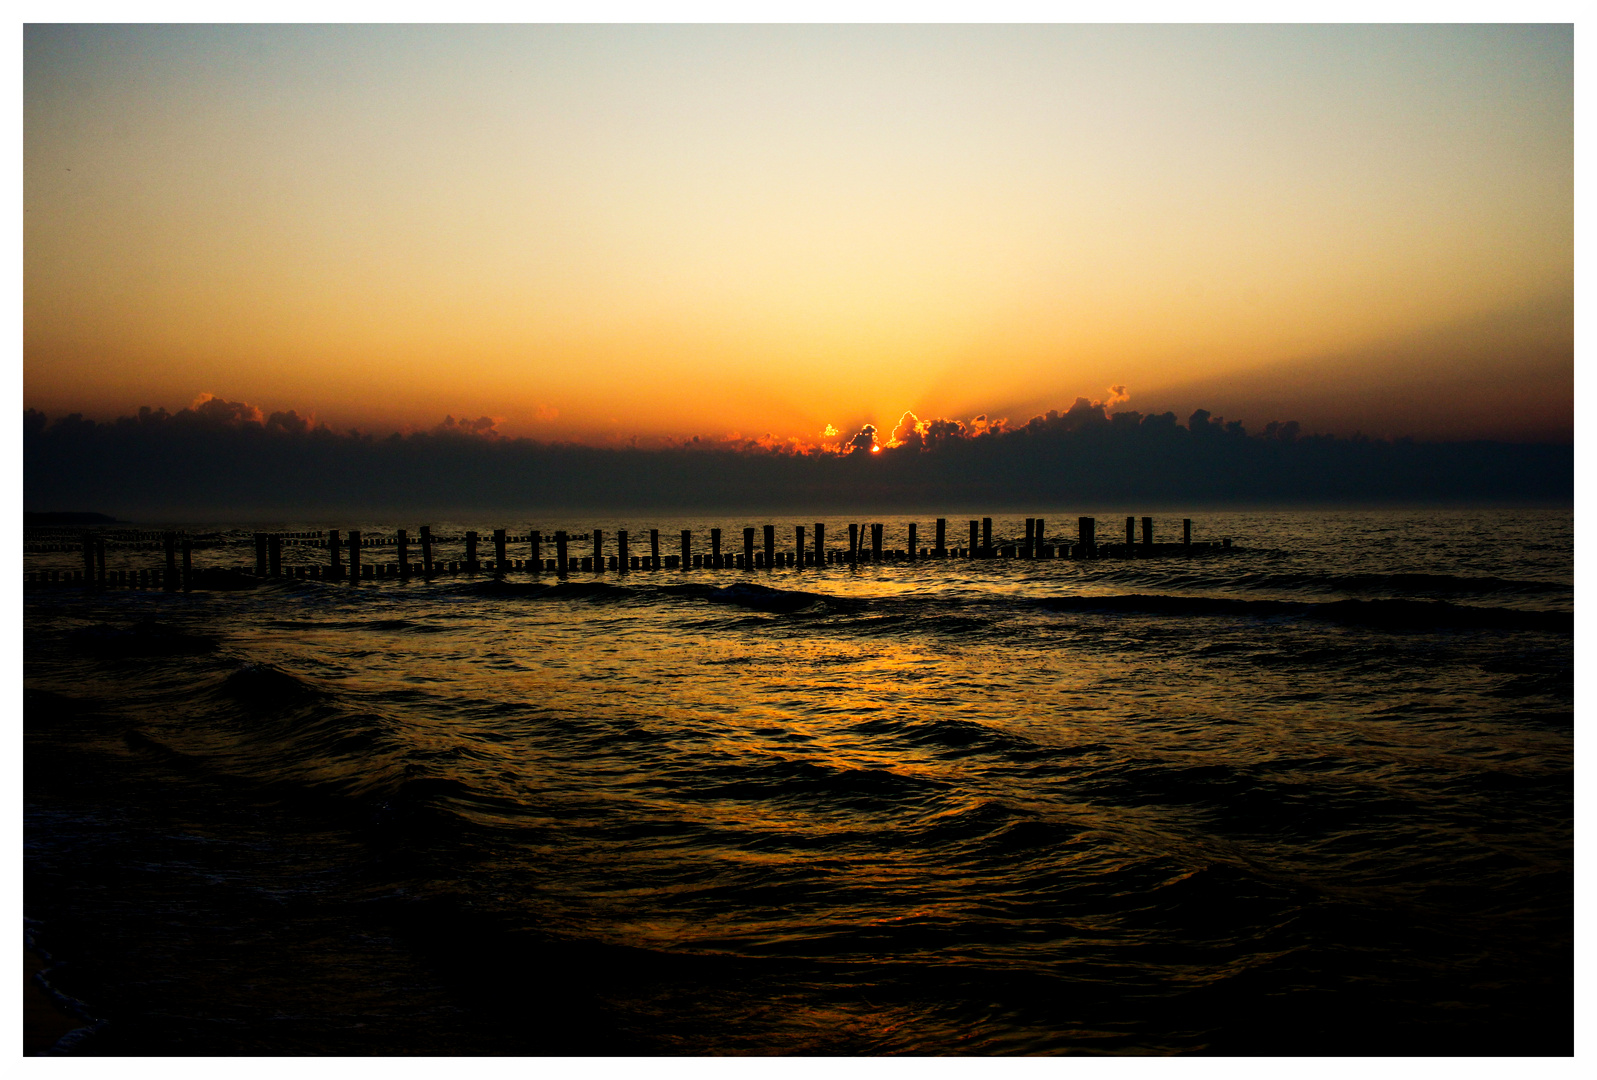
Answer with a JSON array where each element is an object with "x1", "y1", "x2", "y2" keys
[{"x1": 24, "y1": 23, "x2": 1572, "y2": 446}]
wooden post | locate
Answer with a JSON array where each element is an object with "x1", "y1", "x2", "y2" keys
[
  {"x1": 1183, "y1": 518, "x2": 1192, "y2": 547},
  {"x1": 617, "y1": 530, "x2": 629, "y2": 572},
  {"x1": 814, "y1": 523, "x2": 825, "y2": 568},
  {"x1": 711, "y1": 528, "x2": 722, "y2": 568},
  {"x1": 268, "y1": 534, "x2": 282, "y2": 576},
  {"x1": 329, "y1": 529, "x2": 343, "y2": 580},
  {"x1": 181, "y1": 537, "x2": 193, "y2": 592},
  {"x1": 164, "y1": 531, "x2": 178, "y2": 591},
  {"x1": 795, "y1": 525, "x2": 805, "y2": 569},
  {"x1": 935, "y1": 518, "x2": 946, "y2": 557},
  {"x1": 255, "y1": 533, "x2": 269, "y2": 576},
  {"x1": 907, "y1": 523, "x2": 916, "y2": 560},
  {"x1": 494, "y1": 528, "x2": 508, "y2": 575},
  {"x1": 593, "y1": 529, "x2": 604, "y2": 573},
  {"x1": 466, "y1": 530, "x2": 478, "y2": 573},
  {"x1": 848, "y1": 523, "x2": 859, "y2": 564},
  {"x1": 398, "y1": 529, "x2": 410, "y2": 578},
  {"x1": 421, "y1": 525, "x2": 433, "y2": 576},
  {"x1": 1079, "y1": 516, "x2": 1096, "y2": 558},
  {"x1": 763, "y1": 524, "x2": 775, "y2": 570},
  {"x1": 871, "y1": 523, "x2": 883, "y2": 562},
  {"x1": 555, "y1": 531, "x2": 569, "y2": 577},
  {"x1": 1126, "y1": 517, "x2": 1136, "y2": 547},
  {"x1": 348, "y1": 529, "x2": 361, "y2": 583},
  {"x1": 744, "y1": 527, "x2": 755, "y2": 571},
  {"x1": 982, "y1": 517, "x2": 992, "y2": 558},
  {"x1": 680, "y1": 529, "x2": 691, "y2": 571},
  {"x1": 1037, "y1": 518, "x2": 1048, "y2": 557},
  {"x1": 1141, "y1": 516, "x2": 1153, "y2": 548}
]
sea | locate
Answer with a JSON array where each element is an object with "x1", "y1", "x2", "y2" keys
[{"x1": 22, "y1": 508, "x2": 1573, "y2": 1056}]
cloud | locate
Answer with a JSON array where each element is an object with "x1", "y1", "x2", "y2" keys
[
  {"x1": 887, "y1": 410, "x2": 921, "y2": 449},
  {"x1": 1105, "y1": 384, "x2": 1130, "y2": 406},
  {"x1": 821, "y1": 424, "x2": 839, "y2": 438},
  {"x1": 967, "y1": 413, "x2": 1009, "y2": 436},
  {"x1": 432, "y1": 414, "x2": 501, "y2": 438},
  {"x1": 922, "y1": 417, "x2": 967, "y2": 443},
  {"x1": 848, "y1": 423, "x2": 878, "y2": 454},
  {"x1": 185, "y1": 393, "x2": 263, "y2": 427},
  {"x1": 264, "y1": 409, "x2": 311, "y2": 435}
]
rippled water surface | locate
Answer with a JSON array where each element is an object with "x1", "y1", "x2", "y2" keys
[{"x1": 24, "y1": 509, "x2": 1573, "y2": 1054}]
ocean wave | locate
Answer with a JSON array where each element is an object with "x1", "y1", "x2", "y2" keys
[
  {"x1": 1237, "y1": 570, "x2": 1569, "y2": 596},
  {"x1": 67, "y1": 621, "x2": 220, "y2": 658},
  {"x1": 1035, "y1": 593, "x2": 1571, "y2": 632},
  {"x1": 686, "y1": 757, "x2": 948, "y2": 804}
]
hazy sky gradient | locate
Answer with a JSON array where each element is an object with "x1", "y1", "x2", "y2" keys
[{"x1": 24, "y1": 24, "x2": 1572, "y2": 443}]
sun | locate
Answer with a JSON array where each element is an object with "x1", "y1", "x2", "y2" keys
[{"x1": 871, "y1": 445, "x2": 881, "y2": 454}]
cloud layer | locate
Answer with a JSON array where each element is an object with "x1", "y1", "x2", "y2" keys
[{"x1": 23, "y1": 396, "x2": 1571, "y2": 518}]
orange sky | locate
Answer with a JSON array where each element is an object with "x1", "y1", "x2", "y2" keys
[{"x1": 24, "y1": 24, "x2": 1572, "y2": 445}]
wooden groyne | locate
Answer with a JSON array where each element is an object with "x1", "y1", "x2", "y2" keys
[{"x1": 22, "y1": 516, "x2": 1231, "y2": 591}]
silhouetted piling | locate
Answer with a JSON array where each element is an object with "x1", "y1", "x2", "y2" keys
[
  {"x1": 848, "y1": 523, "x2": 860, "y2": 565},
  {"x1": 164, "y1": 532, "x2": 178, "y2": 591},
  {"x1": 650, "y1": 529, "x2": 660, "y2": 570},
  {"x1": 618, "y1": 530, "x2": 629, "y2": 572},
  {"x1": 398, "y1": 529, "x2": 411, "y2": 578},
  {"x1": 907, "y1": 523, "x2": 917, "y2": 560},
  {"x1": 744, "y1": 527, "x2": 755, "y2": 571},
  {"x1": 465, "y1": 530, "x2": 479, "y2": 573},
  {"x1": 1142, "y1": 516, "x2": 1153, "y2": 548},
  {"x1": 1079, "y1": 517, "x2": 1096, "y2": 559},
  {"x1": 795, "y1": 525, "x2": 805, "y2": 569},
  {"x1": 255, "y1": 533, "x2": 269, "y2": 576},
  {"x1": 1183, "y1": 519, "x2": 1192, "y2": 547},
  {"x1": 871, "y1": 523, "x2": 883, "y2": 562},
  {"x1": 680, "y1": 529, "x2": 691, "y2": 571},
  {"x1": 494, "y1": 529, "x2": 507, "y2": 576},
  {"x1": 711, "y1": 528, "x2": 722, "y2": 568},
  {"x1": 421, "y1": 525, "x2": 434, "y2": 576},
  {"x1": 268, "y1": 534, "x2": 282, "y2": 576},
  {"x1": 763, "y1": 524, "x2": 775, "y2": 570},
  {"x1": 936, "y1": 518, "x2": 946, "y2": 557},
  {"x1": 348, "y1": 529, "x2": 361, "y2": 583},
  {"x1": 968, "y1": 520, "x2": 978, "y2": 558}
]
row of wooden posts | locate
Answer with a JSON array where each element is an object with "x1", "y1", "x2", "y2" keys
[{"x1": 27, "y1": 517, "x2": 1227, "y2": 591}]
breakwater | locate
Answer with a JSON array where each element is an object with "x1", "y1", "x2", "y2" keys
[{"x1": 25, "y1": 515, "x2": 1231, "y2": 589}]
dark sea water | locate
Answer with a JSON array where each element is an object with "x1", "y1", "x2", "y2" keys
[{"x1": 23, "y1": 509, "x2": 1573, "y2": 1056}]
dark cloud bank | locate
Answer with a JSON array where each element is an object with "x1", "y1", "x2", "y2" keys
[{"x1": 23, "y1": 397, "x2": 1571, "y2": 520}]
